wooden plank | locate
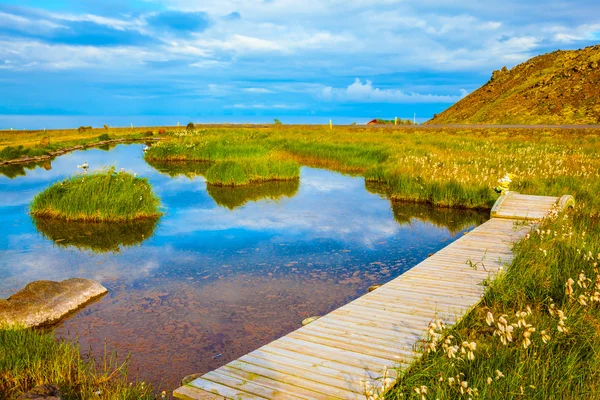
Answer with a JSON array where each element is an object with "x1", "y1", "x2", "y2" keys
[
  {"x1": 219, "y1": 364, "x2": 349, "y2": 400},
  {"x1": 174, "y1": 385, "x2": 231, "y2": 400},
  {"x1": 311, "y1": 316, "x2": 429, "y2": 344},
  {"x1": 272, "y1": 336, "x2": 400, "y2": 371},
  {"x1": 201, "y1": 370, "x2": 314, "y2": 399},
  {"x1": 256, "y1": 346, "x2": 394, "y2": 380},
  {"x1": 288, "y1": 330, "x2": 411, "y2": 363},
  {"x1": 319, "y1": 307, "x2": 435, "y2": 339},
  {"x1": 239, "y1": 352, "x2": 370, "y2": 394},
  {"x1": 187, "y1": 378, "x2": 268, "y2": 399}
]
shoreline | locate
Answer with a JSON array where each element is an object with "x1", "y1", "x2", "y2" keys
[{"x1": 1, "y1": 137, "x2": 164, "y2": 166}]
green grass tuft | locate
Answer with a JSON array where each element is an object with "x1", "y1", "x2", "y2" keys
[
  {"x1": 386, "y1": 208, "x2": 600, "y2": 399},
  {"x1": 29, "y1": 167, "x2": 162, "y2": 222},
  {"x1": 0, "y1": 326, "x2": 155, "y2": 400}
]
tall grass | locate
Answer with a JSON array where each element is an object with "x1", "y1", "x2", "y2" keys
[
  {"x1": 384, "y1": 207, "x2": 600, "y2": 399},
  {"x1": 145, "y1": 135, "x2": 300, "y2": 185},
  {"x1": 142, "y1": 126, "x2": 600, "y2": 207},
  {"x1": 0, "y1": 326, "x2": 155, "y2": 400},
  {"x1": 0, "y1": 126, "x2": 173, "y2": 162},
  {"x1": 30, "y1": 167, "x2": 162, "y2": 222},
  {"x1": 204, "y1": 159, "x2": 299, "y2": 186}
]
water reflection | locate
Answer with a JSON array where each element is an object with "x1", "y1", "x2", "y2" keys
[
  {"x1": 33, "y1": 217, "x2": 159, "y2": 253},
  {"x1": 147, "y1": 159, "x2": 300, "y2": 210},
  {"x1": 0, "y1": 159, "x2": 52, "y2": 179},
  {"x1": 146, "y1": 159, "x2": 212, "y2": 179},
  {"x1": 391, "y1": 203, "x2": 487, "y2": 234},
  {"x1": 206, "y1": 181, "x2": 299, "y2": 210},
  {"x1": 0, "y1": 144, "x2": 488, "y2": 391},
  {"x1": 367, "y1": 181, "x2": 487, "y2": 234}
]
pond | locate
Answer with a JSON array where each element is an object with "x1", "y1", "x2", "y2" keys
[{"x1": 0, "y1": 144, "x2": 487, "y2": 391}]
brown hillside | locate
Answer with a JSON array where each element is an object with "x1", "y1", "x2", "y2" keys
[{"x1": 427, "y1": 45, "x2": 600, "y2": 125}]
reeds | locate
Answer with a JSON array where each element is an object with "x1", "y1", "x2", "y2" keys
[
  {"x1": 29, "y1": 167, "x2": 162, "y2": 222},
  {"x1": 0, "y1": 326, "x2": 154, "y2": 400},
  {"x1": 382, "y1": 206, "x2": 600, "y2": 399},
  {"x1": 141, "y1": 126, "x2": 600, "y2": 209}
]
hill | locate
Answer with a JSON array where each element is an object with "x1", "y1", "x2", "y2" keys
[{"x1": 427, "y1": 45, "x2": 600, "y2": 125}]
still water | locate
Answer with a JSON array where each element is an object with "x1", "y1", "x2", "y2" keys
[{"x1": 0, "y1": 144, "x2": 486, "y2": 391}]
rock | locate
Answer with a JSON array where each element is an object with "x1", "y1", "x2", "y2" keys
[
  {"x1": 18, "y1": 384, "x2": 62, "y2": 400},
  {"x1": 301, "y1": 316, "x2": 321, "y2": 326},
  {"x1": 181, "y1": 373, "x2": 204, "y2": 386},
  {"x1": 368, "y1": 284, "x2": 382, "y2": 292},
  {"x1": 0, "y1": 278, "x2": 108, "y2": 328}
]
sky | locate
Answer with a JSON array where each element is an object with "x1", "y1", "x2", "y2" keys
[{"x1": 0, "y1": 0, "x2": 599, "y2": 127}]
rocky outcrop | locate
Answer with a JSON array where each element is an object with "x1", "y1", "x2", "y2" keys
[
  {"x1": 427, "y1": 44, "x2": 600, "y2": 125},
  {"x1": 18, "y1": 384, "x2": 62, "y2": 400},
  {"x1": 0, "y1": 278, "x2": 108, "y2": 327}
]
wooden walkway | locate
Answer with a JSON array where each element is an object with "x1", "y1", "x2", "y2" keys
[{"x1": 174, "y1": 192, "x2": 574, "y2": 400}]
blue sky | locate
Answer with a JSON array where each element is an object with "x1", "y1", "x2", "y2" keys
[{"x1": 0, "y1": 0, "x2": 599, "y2": 126}]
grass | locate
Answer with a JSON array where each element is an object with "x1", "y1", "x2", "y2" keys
[
  {"x1": 142, "y1": 125, "x2": 600, "y2": 209},
  {"x1": 0, "y1": 125, "x2": 172, "y2": 163},
  {"x1": 30, "y1": 167, "x2": 162, "y2": 222},
  {"x1": 0, "y1": 325, "x2": 155, "y2": 400},
  {"x1": 428, "y1": 45, "x2": 600, "y2": 124},
  {"x1": 383, "y1": 207, "x2": 600, "y2": 400},
  {"x1": 145, "y1": 132, "x2": 300, "y2": 185}
]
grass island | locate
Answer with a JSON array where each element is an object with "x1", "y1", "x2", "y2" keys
[{"x1": 29, "y1": 167, "x2": 162, "y2": 222}]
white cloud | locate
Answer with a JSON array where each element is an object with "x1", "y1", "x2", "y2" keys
[
  {"x1": 189, "y1": 59, "x2": 229, "y2": 68},
  {"x1": 228, "y1": 103, "x2": 302, "y2": 109},
  {"x1": 320, "y1": 78, "x2": 466, "y2": 103},
  {"x1": 242, "y1": 88, "x2": 273, "y2": 93}
]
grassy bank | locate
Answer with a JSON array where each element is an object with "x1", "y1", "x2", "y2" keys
[
  {"x1": 0, "y1": 126, "x2": 169, "y2": 164},
  {"x1": 382, "y1": 206, "x2": 600, "y2": 399},
  {"x1": 143, "y1": 125, "x2": 600, "y2": 208},
  {"x1": 144, "y1": 134, "x2": 300, "y2": 186},
  {"x1": 30, "y1": 167, "x2": 162, "y2": 222},
  {"x1": 0, "y1": 326, "x2": 154, "y2": 400}
]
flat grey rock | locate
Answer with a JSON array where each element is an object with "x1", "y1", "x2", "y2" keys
[{"x1": 0, "y1": 278, "x2": 108, "y2": 328}]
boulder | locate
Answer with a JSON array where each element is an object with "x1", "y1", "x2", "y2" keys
[
  {"x1": 0, "y1": 278, "x2": 108, "y2": 328},
  {"x1": 18, "y1": 384, "x2": 62, "y2": 400}
]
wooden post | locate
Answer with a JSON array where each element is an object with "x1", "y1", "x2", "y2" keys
[{"x1": 329, "y1": 119, "x2": 332, "y2": 130}]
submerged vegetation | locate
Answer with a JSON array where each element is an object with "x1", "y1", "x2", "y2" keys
[
  {"x1": 0, "y1": 326, "x2": 154, "y2": 400},
  {"x1": 30, "y1": 167, "x2": 162, "y2": 222}
]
